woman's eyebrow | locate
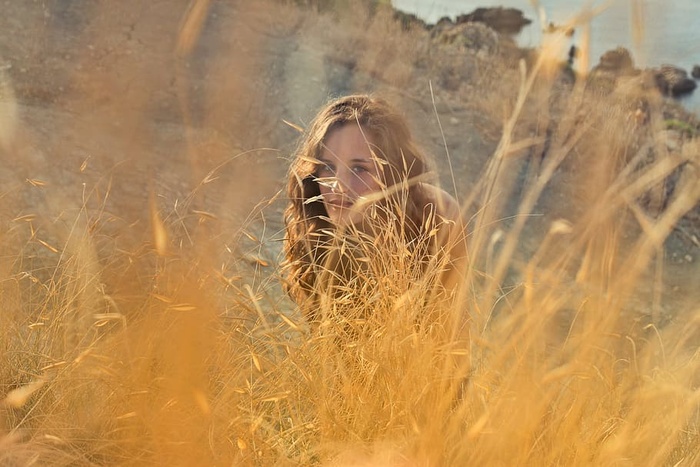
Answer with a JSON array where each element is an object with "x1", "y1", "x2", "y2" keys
[{"x1": 317, "y1": 156, "x2": 372, "y2": 165}]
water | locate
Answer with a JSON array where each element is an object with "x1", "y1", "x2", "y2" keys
[{"x1": 393, "y1": 0, "x2": 700, "y2": 113}]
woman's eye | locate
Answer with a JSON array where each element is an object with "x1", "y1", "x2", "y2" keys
[
  {"x1": 317, "y1": 164, "x2": 334, "y2": 176},
  {"x1": 352, "y1": 165, "x2": 369, "y2": 174}
]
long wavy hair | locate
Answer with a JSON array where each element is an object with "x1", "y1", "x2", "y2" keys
[{"x1": 282, "y1": 94, "x2": 437, "y2": 313}]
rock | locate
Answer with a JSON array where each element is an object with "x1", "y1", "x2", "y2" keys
[
  {"x1": 434, "y1": 16, "x2": 454, "y2": 29},
  {"x1": 435, "y1": 51, "x2": 478, "y2": 91},
  {"x1": 393, "y1": 10, "x2": 427, "y2": 31},
  {"x1": 594, "y1": 47, "x2": 635, "y2": 74},
  {"x1": 587, "y1": 48, "x2": 637, "y2": 95},
  {"x1": 432, "y1": 22, "x2": 500, "y2": 56},
  {"x1": 454, "y1": 7, "x2": 532, "y2": 35},
  {"x1": 692, "y1": 65, "x2": 700, "y2": 79},
  {"x1": 658, "y1": 129, "x2": 681, "y2": 151},
  {"x1": 653, "y1": 64, "x2": 697, "y2": 96}
]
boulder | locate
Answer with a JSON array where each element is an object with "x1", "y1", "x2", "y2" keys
[
  {"x1": 393, "y1": 10, "x2": 428, "y2": 31},
  {"x1": 432, "y1": 22, "x2": 500, "y2": 57},
  {"x1": 588, "y1": 47, "x2": 637, "y2": 93},
  {"x1": 654, "y1": 64, "x2": 697, "y2": 96},
  {"x1": 692, "y1": 65, "x2": 700, "y2": 79},
  {"x1": 455, "y1": 7, "x2": 532, "y2": 35},
  {"x1": 434, "y1": 16, "x2": 454, "y2": 29},
  {"x1": 430, "y1": 23, "x2": 497, "y2": 91},
  {"x1": 594, "y1": 47, "x2": 635, "y2": 74}
]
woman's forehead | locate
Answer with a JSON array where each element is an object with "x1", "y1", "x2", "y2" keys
[{"x1": 319, "y1": 123, "x2": 377, "y2": 160}]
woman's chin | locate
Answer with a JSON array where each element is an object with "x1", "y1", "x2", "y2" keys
[{"x1": 327, "y1": 206, "x2": 362, "y2": 228}]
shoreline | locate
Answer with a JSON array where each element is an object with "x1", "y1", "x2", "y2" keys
[{"x1": 390, "y1": 4, "x2": 700, "y2": 118}]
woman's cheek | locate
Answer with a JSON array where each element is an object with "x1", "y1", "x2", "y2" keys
[{"x1": 357, "y1": 174, "x2": 379, "y2": 196}]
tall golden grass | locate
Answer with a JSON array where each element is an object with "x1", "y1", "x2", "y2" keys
[{"x1": 1, "y1": 1, "x2": 699, "y2": 465}]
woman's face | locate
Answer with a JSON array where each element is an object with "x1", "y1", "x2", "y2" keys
[{"x1": 315, "y1": 123, "x2": 383, "y2": 226}]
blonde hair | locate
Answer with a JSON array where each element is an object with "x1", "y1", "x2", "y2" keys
[{"x1": 282, "y1": 94, "x2": 437, "y2": 313}]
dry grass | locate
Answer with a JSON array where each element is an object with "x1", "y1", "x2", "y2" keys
[{"x1": 1, "y1": 1, "x2": 699, "y2": 465}]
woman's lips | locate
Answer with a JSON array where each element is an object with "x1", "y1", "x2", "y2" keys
[{"x1": 325, "y1": 198, "x2": 353, "y2": 210}]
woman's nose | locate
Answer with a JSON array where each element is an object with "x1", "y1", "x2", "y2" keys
[{"x1": 332, "y1": 171, "x2": 351, "y2": 194}]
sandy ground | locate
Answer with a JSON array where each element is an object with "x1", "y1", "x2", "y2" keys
[{"x1": 0, "y1": 1, "x2": 697, "y2": 320}]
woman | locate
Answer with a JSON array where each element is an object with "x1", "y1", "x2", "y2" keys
[{"x1": 283, "y1": 94, "x2": 467, "y2": 322}]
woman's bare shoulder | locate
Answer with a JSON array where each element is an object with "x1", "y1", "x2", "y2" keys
[{"x1": 418, "y1": 183, "x2": 462, "y2": 222}]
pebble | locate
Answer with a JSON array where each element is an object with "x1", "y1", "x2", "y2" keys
[
  {"x1": 685, "y1": 254, "x2": 693, "y2": 263},
  {"x1": 659, "y1": 129, "x2": 681, "y2": 151}
]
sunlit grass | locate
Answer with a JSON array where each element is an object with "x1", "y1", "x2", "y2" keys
[{"x1": 1, "y1": 0, "x2": 699, "y2": 465}]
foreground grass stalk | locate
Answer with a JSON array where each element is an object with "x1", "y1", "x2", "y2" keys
[{"x1": 0, "y1": 1, "x2": 699, "y2": 465}]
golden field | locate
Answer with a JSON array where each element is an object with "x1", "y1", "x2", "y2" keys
[{"x1": 1, "y1": 1, "x2": 699, "y2": 465}]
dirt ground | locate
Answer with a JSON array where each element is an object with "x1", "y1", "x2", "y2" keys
[{"x1": 0, "y1": 1, "x2": 697, "y2": 321}]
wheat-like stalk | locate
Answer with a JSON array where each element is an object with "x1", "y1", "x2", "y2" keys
[{"x1": 0, "y1": 1, "x2": 698, "y2": 465}]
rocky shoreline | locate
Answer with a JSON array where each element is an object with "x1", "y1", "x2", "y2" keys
[{"x1": 393, "y1": 5, "x2": 700, "y2": 115}]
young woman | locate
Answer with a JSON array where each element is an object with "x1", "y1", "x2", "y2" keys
[{"x1": 282, "y1": 94, "x2": 467, "y2": 321}]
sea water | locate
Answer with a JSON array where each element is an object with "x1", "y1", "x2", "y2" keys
[{"x1": 393, "y1": 0, "x2": 700, "y2": 113}]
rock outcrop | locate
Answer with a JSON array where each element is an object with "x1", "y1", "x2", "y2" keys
[
  {"x1": 431, "y1": 22, "x2": 500, "y2": 56},
  {"x1": 653, "y1": 64, "x2": 697, "y2": 96},
  {"x1": 590, "y1": 48, "x2": 697, "y2": 98},
  {"x1": 593, "y1": 47, "x2": 636, "y2": 75},
  {"x1": 454, "y1": 7, "x2": 531, "y2": 35},
  {"x1": 692, "y1": 65, "x2": 700, "y2": 80}
]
